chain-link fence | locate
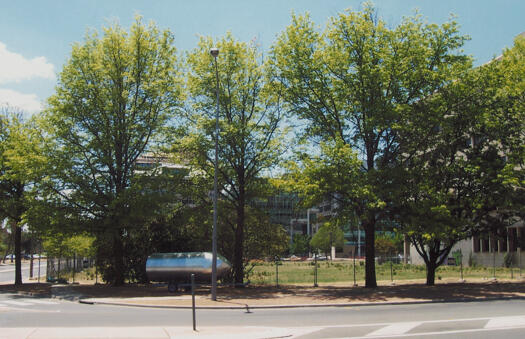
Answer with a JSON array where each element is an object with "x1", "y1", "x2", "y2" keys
[
  {"x1": 248, "y1": 255, "x2": 524, "y2": 286},
  {"x1": 46, "y1": 257, "x2": 96, "y2": 283}
]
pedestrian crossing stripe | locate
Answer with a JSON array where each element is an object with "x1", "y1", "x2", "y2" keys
[
  {"x1": 300, "y1": 314, "x2": 525, "y2": 339},
  {"x1": 485, "y1": 315, "x2": 525, "y2": 329},
  {"x1": 366, "y1": 322, "x2": 420, "y2": 337},
  {"x1": 2, "y1": 299, "x2": 58, "y2": 306},
  {"x1": 4, "y1": 300, "x2": 33, "y2": 306}
]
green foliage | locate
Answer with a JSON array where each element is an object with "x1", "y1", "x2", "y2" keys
[
  {"x1": 244, "y1": 213, "x2": 289, "y2": 261},
  {"x1": 374, "y1": 235, "x2": 397, "y2": 257},
  {"x1": 288, "y1": 140, "x2": 380, "y2": 213},
  {"x1": 391, "y1": 33, "x2": 525, "y2": 286},
  {"x1": 503, "y1": 252, "x2": 514, "y2": 268},
  {"x1": 3, "y1": 7, "x2": 518, "y2": 289},
  {"x1": 0, "y1": 108, "x2": 48, "y2": 284},
  {"x1": 310, "y1": 221, "x2": 344, "y2": 255},
  {"x1": 290, "y1": 234, "x2": 310, "y2": 256},
  {"x1": 0, "y1": 111, "x2": 43, "y2": 224},
  {"x1": 175, "y1": 32, "x2": 285, "y2": 284},
  {"x1": 452, "y1": 250, "x2": 462, "y2": 265},
  {"x1": 270, "y1": 4, "x2": 470, "y2": 287},
  {"x1": 485, "y1": 35, "x2": 525, "y2": 219},
  {"x1": 215, "y1": 204, "x2": 289, "y2": 283},
  {"x1": 43, "y1": 233, "x2": 95, "y2": 258},
  {"x1": 43, "y1": 17, "x2": 184, "y2": 285}
]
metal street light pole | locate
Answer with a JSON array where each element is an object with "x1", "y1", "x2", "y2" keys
[
  {"x1": 307, "y1": 208, "x2": 320, "y2": 236},
  {"x1": 210, "y1": 47, "x2": 220, "y2": 301},
  {"x1": 307, "y1": 208, "x2": 320, "y2": 258}
]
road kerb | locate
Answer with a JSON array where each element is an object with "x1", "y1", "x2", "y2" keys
[{"x1": 78, "y1": 295, "x2": 525, "y2": 309}]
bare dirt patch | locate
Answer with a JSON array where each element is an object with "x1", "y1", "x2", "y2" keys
[{"x1": 2, "y1": 279, "x2": 524, "y2": 307}]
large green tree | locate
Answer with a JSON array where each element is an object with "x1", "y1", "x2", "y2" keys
[
  {"x1": 270, "y1": 4, "x2": 470, "y2": 287},
  {"x1": 490, "y1": 35, "x2": 525, "y2": 217},
  {"x1": 43, "y1": 18, "x2": 183, "y2": 285},
  {"x1": 0, "y1": 111, "x2": 26, "y2": 285},
  {"x1": 0, "y1": 109, "x2": 45, "y2": 285},
  {"x1": 389, "y1": 34, "x2": 525, "y2": 285},
  {"x1": 178, "y1": 33, "x2": 284, "y2": 284}
]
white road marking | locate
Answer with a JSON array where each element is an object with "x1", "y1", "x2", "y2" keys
[
  {"x1": 485, "y1": 315, "x2": 525, "y2": 329},
  {"x1": 325, "y1": 315, "x2": 525, "y2": 339},
  {"x1": 0, "y1": 306, "x2": 60, "y2": 313},
  {"x1": 28, "y1": 299, "x2": 59, "y2": 305},
  {"x1": 3, "y1": 300, "x2": 33, "y2": 306},
  {"x1": 366, "y1": 322, "x2": 420, "y2": 337},
  {"x1": 347, "y1": 326, "x2": 525, "y2": 338}
]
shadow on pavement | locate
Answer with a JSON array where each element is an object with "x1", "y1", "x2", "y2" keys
[{"x1": 2, "y1": 280, "x2": 525, "y2": 305}]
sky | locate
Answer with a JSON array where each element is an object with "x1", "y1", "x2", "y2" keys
[{"x1": 0, "y1": 0, "x2": 524, "y2": 114}]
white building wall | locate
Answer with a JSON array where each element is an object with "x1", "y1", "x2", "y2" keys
[
  {"x1": 409, "y1": 239, "x2": 472, "y2": 265},
  {"x1": 410, "y1": 237, "x2": 525, "y2": 268}
]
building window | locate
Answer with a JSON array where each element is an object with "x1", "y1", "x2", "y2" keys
[
  {"x1": 519, "y1": 228, "x2": 525, "y2": 249},
  {"x1": 498, "y1": 228, "x2": 508, "y2": 252},
  {"x1": 481, "y1": 237, "x2": 490, "y2": 252}
]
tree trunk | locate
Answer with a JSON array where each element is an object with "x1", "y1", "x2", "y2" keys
[
  {"x1": 233, "y1": 201, "x2": 245, "y2": 286},
  {"x1": 363, "y1": 218, "x2": 377, "y2": 288},
  {"x1": 112, "y1": 230, "x2": 125, "y2": 286},
  {"x1": 30, "y1": 253, "x2": 34, "y2": 279},
  {"x1": 14, "y1": 221, "x2": 22, "y2": 285},
  {"x1": 426, "y1": 261, "x2": 437, "y2": 286}
]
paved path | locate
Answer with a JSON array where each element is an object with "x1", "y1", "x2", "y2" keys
[
  {"x1": 2, "y1": 281, "x2": 525, "y2": 338},
  {"x1": 3, "y1": 290, "x2": 525, "y2": 338},
  {"x1": 0, "y1": 261, "x2": 47, "y2": 284},
  {"x1": 2, "y1": 314, "x2": 525, "y2": 338},
  {"x1": 0, "y1": 297, "x2": 58, "y2": 308},
  {"x1": 0, "y1": 326, "x2": 296, "y2": 339}
]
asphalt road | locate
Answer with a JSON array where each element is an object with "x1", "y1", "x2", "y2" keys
[
  {"x1": 0, "y1": 261, "x2": 47, "y2": 284},
  {"x1": 1, "y1": 293, "x2": 525, "y2": 338}
]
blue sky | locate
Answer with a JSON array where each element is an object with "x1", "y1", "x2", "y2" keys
[{"x1": 1, "y1": 0, "x2": 524, "y2": 114}]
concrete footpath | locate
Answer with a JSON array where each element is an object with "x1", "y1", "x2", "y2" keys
[
  {"x1": 2, "y1": 279, "x2": 525, "y2": 338},
  {"x1": 0, "y1": 326, "x2": 304, "y2": 339}
]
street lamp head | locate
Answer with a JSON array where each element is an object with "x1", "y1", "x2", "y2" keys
[{"x1": 209, "y1": 48, "x2": 219, "y2": 58}]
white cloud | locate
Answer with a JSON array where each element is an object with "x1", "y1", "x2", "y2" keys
[
  {"x1": 0, "y1": 88, "x2": 43, "y2": 113},
  {"x1": 0, "y1": 42, "x2": 55, "y2": 84}
]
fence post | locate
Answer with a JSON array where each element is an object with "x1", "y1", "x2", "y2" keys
[
  {"x1": 353, "y1": 249, "x2": 357, "y2": 287},
  {"x1": 492, "y1": 245, "x2": 496, "y2": 279},
  {"x1": 38, "y1": 250, "x2": 41, "y2": 283},
  {"x1": 275, "y1": 257, "x2": 279, "y2": 288},
  {"x1": 314, "y1": 253, "x2": 318, "y2": 287},
  {"x1": 519, "y1": 248, "x2": 522, "y2": 278},
  {"x1": 460, "y1": 250, "x2": 464, "y2": 282},
  {"x1": 46, "y1": 258, "x2": 50, "y2": 282},
  {"x1": 72, "y1": 253, "x2": 76, "y2": 284},
  {"x1": 390, "y1": 254, "x2": 393, "y2": 283}
]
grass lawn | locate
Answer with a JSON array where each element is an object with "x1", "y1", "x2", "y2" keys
[{"x1": 247, "y1": 260, "x2": 523, "y2": 285}]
